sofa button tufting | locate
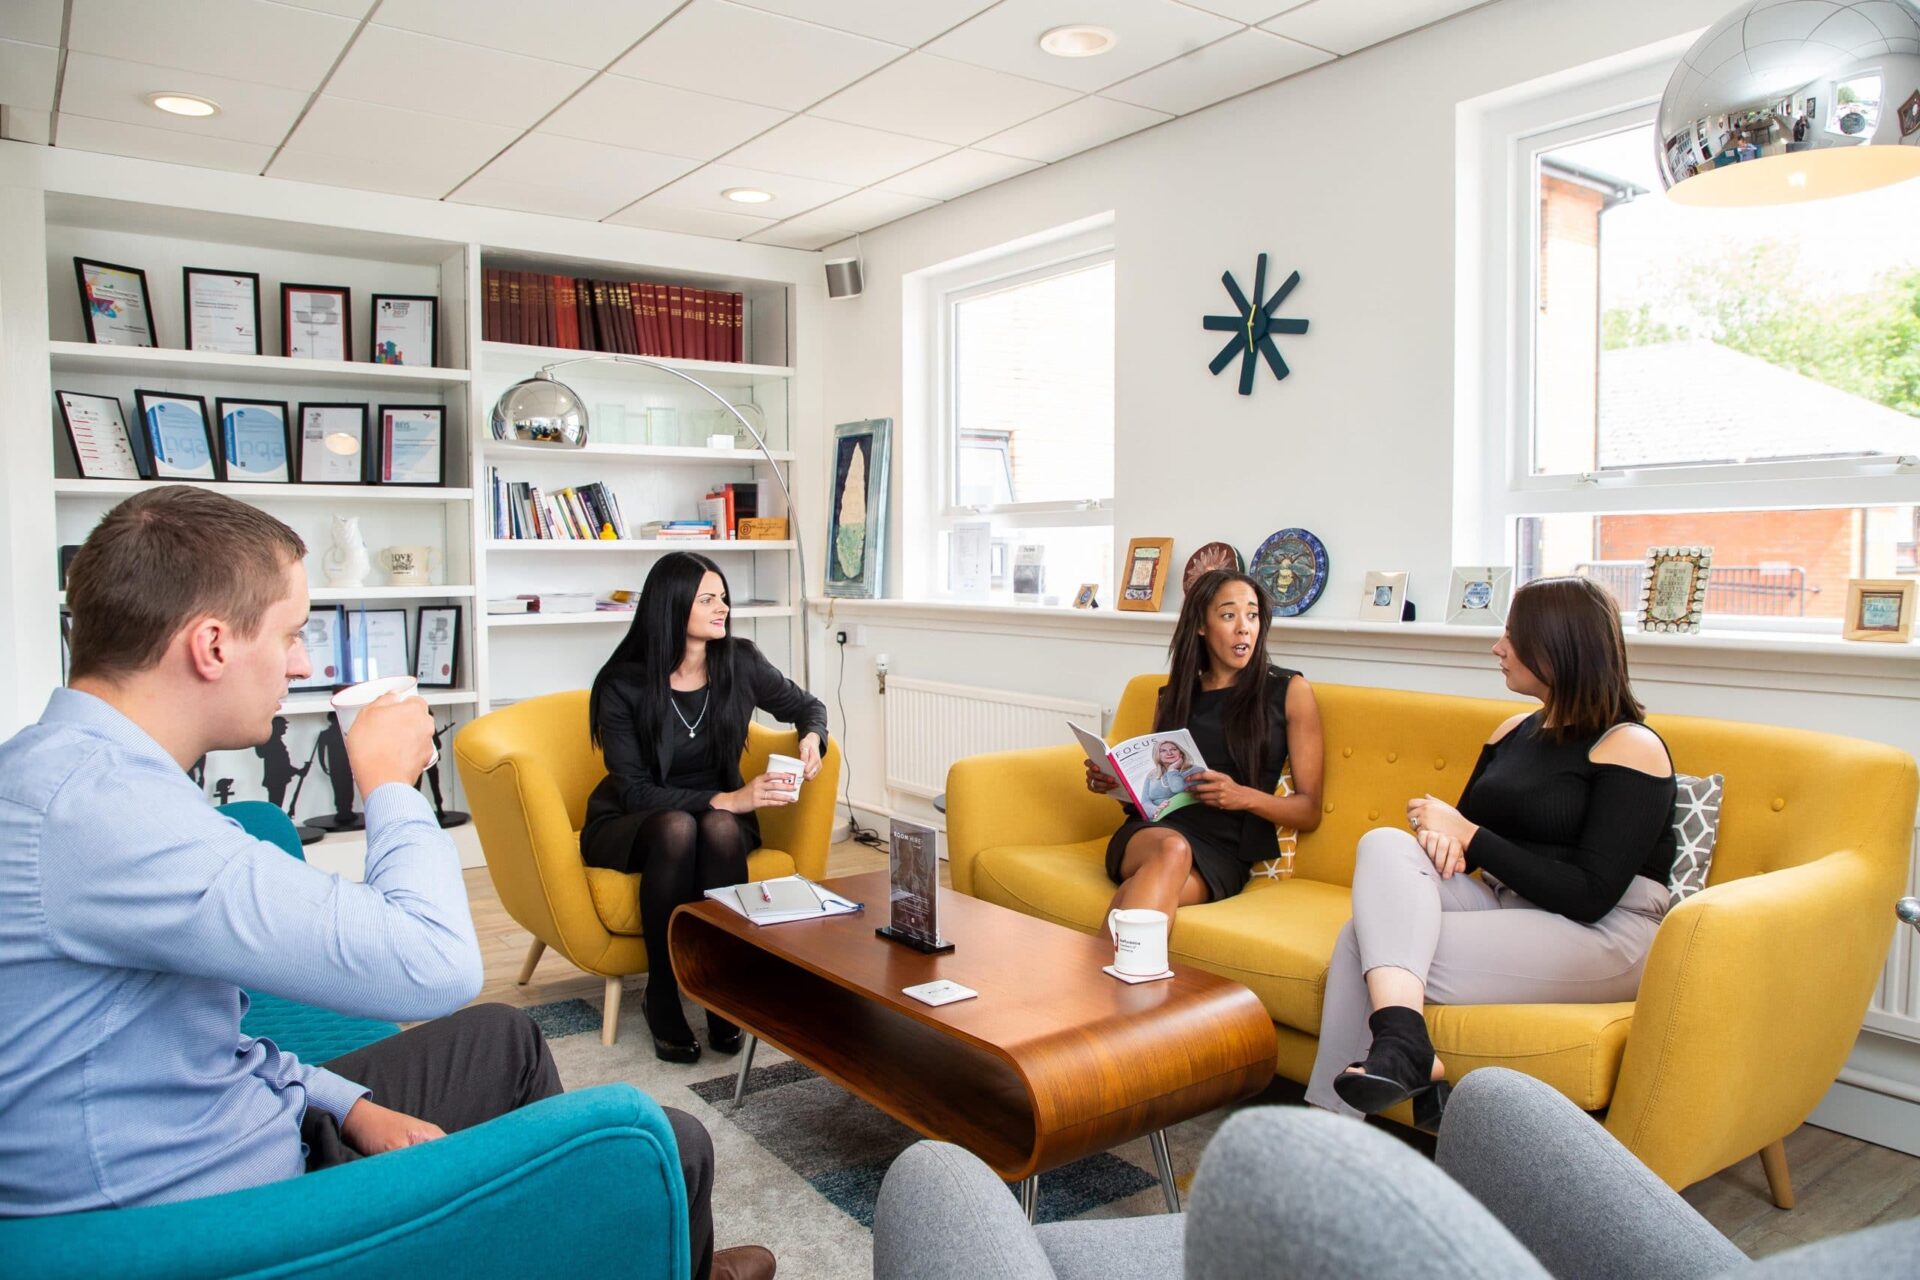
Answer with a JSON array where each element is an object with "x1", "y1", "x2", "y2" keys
[
  {"x1": 1368, "y1": 809, "x2": 1380, "y2": 821},
  {"x1": 1772, "y1": 797, "x2": 1787, "y2": 812},
  {"x1": 1342, "y1": 747, "x2": 1353, "y2": 758},
  {"x1": 1325, "y1": 802, "x2": 1335, "y2": 813},
  {"x1": 1386, "y1": 752, "x2": 1398, "y2": 763},
  {"x1": 1434, "y1": 758, "x2": 1446, "y2": 770}
]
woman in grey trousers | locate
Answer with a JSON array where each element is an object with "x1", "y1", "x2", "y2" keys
[{"x1": 1304, "y1": 576, "x2": 1677, "y2": 1130}]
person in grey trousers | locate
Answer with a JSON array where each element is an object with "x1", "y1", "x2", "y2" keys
[{"x1": 1305, "y1": 576, "x2": 1678, "y2": 1130}]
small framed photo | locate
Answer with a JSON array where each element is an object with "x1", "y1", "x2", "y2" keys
[
  {"x1": 215, "y1": 398, "x2": 292, "y2": 483},
  {"x1": 1639, "y1": 546, "x2": 1712, "y2": 634},
  {"x1": 371, "y1": 293, "x2": 438, "y2": 366},
  {"x1": 133, "y1": 389, "x2": 219, "y2": 481},
  {"x1": 374, "y1": 404, "x2": 445, "y2": 486},
  {"x1": 297, "y1": 403, "x2": 369, "y2": 484},
  {"x1": 74, "y1": 257, "x2": 157, "y2": 347},
  {"x1": 345, "y1": 608, "x2": 409, "y2": 684},
  {"x1": 282, "y1": 283, "x2": 352, "y2": 361},
  {"x1": 56, "y1": 389, "x2": 146, "y2": 479},
  {"x1": 414, "y1": 605, "x2": 462, "y2": 687},
  {"x1": 1073, "y1": 582, "x2": 1100, "y2": 610},
  {"x1": 1843, "y1": 578, "x2": 1917, "y2": 643},
  {"x1": 289, "y1": 606, "x2": 347, "y2": 692},
  {"x1": 1446, "y1": 566, "x2": 1513, "y2": 625},
  {"x1": 1118, "y1": 537, "x2": 1174, "y2": 612},
  {"x1": 1900, "y1": 89, "x2": 1920, "y2": 138},
  {"x1": 1360, "y1": 570, "x2": 1410, "y2": 622},
  {"x1": 184, "y1": 267, "x2": 262, "y2": 355}
]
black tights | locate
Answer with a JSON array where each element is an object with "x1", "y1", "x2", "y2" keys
[{"x1": 635, "y1": 810, "x2": 748, "y2": 1040}]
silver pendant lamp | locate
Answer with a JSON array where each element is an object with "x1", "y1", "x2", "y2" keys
[{"x1": 1656, "y1": 0, "x2": 1920, "y2": 206}]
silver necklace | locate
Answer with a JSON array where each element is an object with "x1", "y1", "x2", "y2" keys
[{"x1": 670, "y1": 686, "x2": 711, "y2": 738}]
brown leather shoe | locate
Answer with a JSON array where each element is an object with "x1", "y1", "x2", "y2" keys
[{"x1": 712, "y1": 1245, "x2": 776, "y2": 1280}]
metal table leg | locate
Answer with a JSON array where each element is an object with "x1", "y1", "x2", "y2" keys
[
  {"x1": 731, "y1": 1034, "x2": 758, "y2": 1104},
  {"x1": 1015, "y1": 1175, "x2": 1039, "y2": 1223},
  {"x1": 1149, "y1": 1129, "x2": 1180, "y2": 1213}
]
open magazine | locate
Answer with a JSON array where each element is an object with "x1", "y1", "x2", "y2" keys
[{"x1": 1070, "y1": 722, "x2": 1209, "y2": 822}]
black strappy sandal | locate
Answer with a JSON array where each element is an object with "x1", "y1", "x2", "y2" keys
[{"x1": 1332, "y1": 1006, "x2": 1450, "y2": 1134}]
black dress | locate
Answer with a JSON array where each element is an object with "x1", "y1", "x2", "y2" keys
[{"x1": 1104, "y1": 667, "x2": 1297, "y2": 903}]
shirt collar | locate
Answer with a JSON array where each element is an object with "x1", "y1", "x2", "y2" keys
[{"x1": 40, "y1": 686, "x2": 191, "y2": 774}]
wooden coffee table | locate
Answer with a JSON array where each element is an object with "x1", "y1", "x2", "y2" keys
[{"x1": 669, "y1": 871, "x2": 1276, "y2": 1215}]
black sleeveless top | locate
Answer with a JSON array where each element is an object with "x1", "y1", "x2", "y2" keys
[
  {"x1": 1458, "y1": 712, "x2": 1678, "y2": 924},
  {"x1": 1154, "y1": 665, "x2": 1298, "y2": 866}
]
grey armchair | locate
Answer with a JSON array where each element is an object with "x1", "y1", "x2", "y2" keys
[{"x1": 873, "y1": 1068, "x2": 1920, "y2": 1280}]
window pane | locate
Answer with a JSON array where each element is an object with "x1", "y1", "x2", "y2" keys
[
  {"x1": 1517, "y1": 506, "x2": 1919, "y2": 621},
  {"x1": 952, "y1": 261, "x2": 1115, "y2": 506},
  {"x1": 941, "y1": 525, "x2": 1114, "y2": 604},
  {"x1": 1533, "y1": 123, "x2": 1920, "y2": 475}
]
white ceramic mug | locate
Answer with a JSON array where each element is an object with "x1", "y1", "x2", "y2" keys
[
  {"x1": 379, "y1": 545, "x2": 433, "y2": 586},
  {"x1": 766, "y1": 752, "x2": 805, "y2": 801},
  {"x1": 330, "y1": 675, "x2": 437, "y2": 768},
  {"x1": 1107, "y1": 908, "x2": 1169, "y2": 976}
]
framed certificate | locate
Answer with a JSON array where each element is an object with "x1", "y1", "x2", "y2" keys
[
  {"x1": 282, "y1": 283, "x2": 352, "y2": 361},
  {"x1": 184, "y1": 268, "x2": 262, "y2": 355},
  {"x1": 414, "y1": 605, "x2": 461, "y2": 688},
  {"x1": 345, "y1": 608, "x2": 409, "y2": 684},
  {"x1": 56, "y1": 390, "x2": 146, "y2": 480},
  {"x1": 289, "y1": 606, "x2": 347, "y2": 691},
  {"x1": 134, "y1": 389, "x2": 219, "y2": 481},
  {"x1": 297, "y1": 402, "x2": 368, "y2": 484},
  {"x1": 216, "y1": 398, "x2": 292, "y2": 483},
  {"x1": 74, "y1": 257, "x2": 157, "y2": 347},
  {"x1": 376, "y1": 404, "x2": 445, "y2": 486},
  {"x1": 371, "y1": 293, "x2": 437, "y2": 367}
]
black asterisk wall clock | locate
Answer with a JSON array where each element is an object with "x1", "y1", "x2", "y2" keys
[{"x1": 1203, "y1": 253, "x2": 1308, "y2": 395}]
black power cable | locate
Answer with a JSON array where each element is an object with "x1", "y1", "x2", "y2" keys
[{"x1": 835, "y1": 633, "x2": 887, "y2": 850}]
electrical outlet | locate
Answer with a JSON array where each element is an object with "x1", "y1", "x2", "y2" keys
[{"x1": 842, "y1": 624, "x2": 868, "y2": 647}]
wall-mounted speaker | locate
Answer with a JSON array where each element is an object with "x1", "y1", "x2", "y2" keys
[{"x1": 824, "y1": 256, "x2": 864, "y2": 299}]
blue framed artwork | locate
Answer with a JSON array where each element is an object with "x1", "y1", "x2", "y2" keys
[
  {"x1": 825, "y1": 418, "x2": 891, "y2": 599},
  {"x1": 216, "y1": 398, "x2": 292, "y2": 482}
]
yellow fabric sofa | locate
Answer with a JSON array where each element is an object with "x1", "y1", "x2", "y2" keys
[
  {"x1": 455, "y1": 689, "x2": 842, "y2": 1045},
  {"x1": 947, "y1": 675, "x2": 1917, "y2": 1202}
]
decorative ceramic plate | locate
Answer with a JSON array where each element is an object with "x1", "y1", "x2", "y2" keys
[
  {"x1": 1251, "y1": 528, "x2": 1328, "y2": 617},
  {"x1": 1182, "y1": 541, "x2": 1244, "y2": 593}
]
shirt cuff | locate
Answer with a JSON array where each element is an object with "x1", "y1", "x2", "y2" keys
[
  {"x1": 363, "y1": 780, "x2": 441, "y2": 831},
  {"x1": 303, "y1": 1066, "x2": 371, "y2": 1123}
]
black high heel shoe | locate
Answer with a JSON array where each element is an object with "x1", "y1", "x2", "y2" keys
[
  {"x1": 644, "y1": 988, "x2": 700, "y2": 1065},
  {"x1": 1333, "y1": 1006, "x2": 1450, "y2": 1134},
  {"x1": 707, "y1": 1014, "x2": 743, "y2": 1055}
]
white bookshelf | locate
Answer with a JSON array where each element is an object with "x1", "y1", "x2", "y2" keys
[
  {"x1": 53, "y1": 478, "x2": 476, "y2": 503},
  {"x1": 485, "y1": 605, "x2": 793, "y2": 628},
  {"x1": 483, "y1": 440, "x2": 794, "y2": 465},
  {"x1": 483, "y1": 539, "x2": 795, "y2": 553},
  {"x1": 48, "y1": 340, "x2": 471, "y2": 389}
]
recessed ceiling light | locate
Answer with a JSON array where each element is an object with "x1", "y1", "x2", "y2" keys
[
  {"x1": 1039, "y1": 25, "x2": 1116, "y2": 57},
  {"x1": 723, "y1": 187, "x2": 774, "y2": 204},
  {"x1": 147, "y1": 92, "x2": 220, "y2": 118}
]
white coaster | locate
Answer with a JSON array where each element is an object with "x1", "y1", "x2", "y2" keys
[{"x1": 1103, "y1": 964, "x2": 1175, "y2": 984}]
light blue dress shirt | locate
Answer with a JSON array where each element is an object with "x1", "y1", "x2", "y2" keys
[{"x1": 0, "y1": 688, "x2": 483, "y2": 1216}]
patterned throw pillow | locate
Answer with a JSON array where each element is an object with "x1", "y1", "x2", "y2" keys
[
  {"x1": 1668, "y1": 772, "x2": 1724, "y2": 908},
  {"x1": 1250, "y1": 766, "x2": 1298, "y2": 881}
]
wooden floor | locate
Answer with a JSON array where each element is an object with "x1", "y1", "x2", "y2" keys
[{"x1": 465, "y1": 841, "x2": 1920, "y2": 1258}]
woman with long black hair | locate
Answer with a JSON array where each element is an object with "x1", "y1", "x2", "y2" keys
[
  {"x1": 582, "y1": 551, "x2": 828, "y2": 1063},
  {"x1": 1089, "y1": 569, "x2": 1325, "y2": 919}
]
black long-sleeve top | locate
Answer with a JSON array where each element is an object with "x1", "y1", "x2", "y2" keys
[
  {"x1": 1458, "y1": 712, "x2": 1677, "y2": 924},
  {"x1": 581, "y1": 641, "x2": 828, "y2": 852}
]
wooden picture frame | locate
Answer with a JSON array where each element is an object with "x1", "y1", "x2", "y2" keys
[
  {"x1": 297, "y1": 402, "x2": 369, "y2": 484},
  {"x1": 215, "y1": 398, "x2": 293, "y2": 483},
  {"x1": 825, "y1": 418, "x2": 892, "y2": 599},
  {"x1": 370, "y1": 293, "x2": 438, "y2": 367},
  {"x1": 414, "y1": 604, "x2": 462, "y2": 687},
  {"x1": 1446, "y1": 566, "x2": 1512, "y2": 625},
  {"x1": 1842, "y1": 578, "x2": 1917, "y2": 643},
  {"x1": 1360, "y1": 569, "x2": 1410, "y2": 622},
  {"x1": 183, "y1": 267, "x2": 262, "y2": 355},
  {"x1": 1118, "y1": 537, "x2": 1174, "y2": 612},
  {"x1": 74, "y1": 257, "x2": 157, "y2": 347},
  {"x1": 133, "y1": 389, "x2": 220, "y2": 481},
  {"x1": 1639, "y1": 545, "x2": 1712, "y2": 634},
  {"x1": 282, "y1": 283, "x2": 353, "y2": 361},
  {"x1": 373, "y1": 404, "x2": 446, "y2": 486},
  {"x1": 56, "y1": 389, "x2": 147, "y2": 480},
  {"x1": 1073, "y1": 583, "x2": 1100, "y2": 610}
]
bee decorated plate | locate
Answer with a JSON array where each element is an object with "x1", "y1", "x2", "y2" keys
[
  {"x1": 1251, "y1": 528, "x2": 1328, "y2": 618},
  {"x1": 1182, "y1": 541, "x2": 1244, "y2": 593}
]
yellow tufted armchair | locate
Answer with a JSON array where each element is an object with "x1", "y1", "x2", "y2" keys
[
  {"x1": 948, "y1": 675, "x2": 1918, "y2": 1203},
  {"x1": 455, "y1": 690, "x2": 842, "y2": 1045}
]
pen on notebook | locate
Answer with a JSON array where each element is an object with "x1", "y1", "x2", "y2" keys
[{"x1": 759, "y1": 882, "x2": 772, "y2": 903}]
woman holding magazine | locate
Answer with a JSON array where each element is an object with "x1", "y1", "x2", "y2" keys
[
  {"x1": 1088, "y1": 569, "x2": 1325, "y2": 918},
  {"x1": 583, "y1": 551, "x2": 829, "y2": 1064}
]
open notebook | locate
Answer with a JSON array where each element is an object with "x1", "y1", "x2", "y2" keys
[{"x1": 704, "y1": 875, "x2": 863, "y2": 926}]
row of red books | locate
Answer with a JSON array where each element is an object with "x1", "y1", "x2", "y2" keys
[{"x1": 482, "y1": 268, "x2": 744, "y2": 363}]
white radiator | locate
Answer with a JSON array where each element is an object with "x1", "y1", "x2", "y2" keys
[
  {"x1": 884, "y1": 677, "x2": 1102, "y2": 801},
  {"x1": 1866, "y1": 825, "x2": 1920, "y2": 1044}
]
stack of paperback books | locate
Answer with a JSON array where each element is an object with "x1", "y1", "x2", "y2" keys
[{"x1": 490, "y1": 467, "x2": 629, "y2": 540}]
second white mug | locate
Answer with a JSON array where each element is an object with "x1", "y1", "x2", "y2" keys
[{"x1": 329, "y1": 674, "x2": 437, "y2": 769}]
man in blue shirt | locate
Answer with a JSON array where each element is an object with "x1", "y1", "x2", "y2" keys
[{"x1": 0, "y1": 487, "x2": 771, "y2": 1280}]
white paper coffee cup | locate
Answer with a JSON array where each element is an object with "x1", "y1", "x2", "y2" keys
[
  {"x1": 329, "y1": 675, "x2": 437, "y2": 768},
  {"x1": 766, "y1": 752, "x2": 804, "y2": 800}
]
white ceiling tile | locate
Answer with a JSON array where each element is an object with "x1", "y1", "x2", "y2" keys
[
  {"x1": 325, "y1": 24, "x2": 593, "y2": 129},
  {"x1": 540, "y1": 74, "x2": 786, "y2": 160},
  {"x1": 0, "y1": 39, "x2": 58, "y2": 109},
  {"x1": 722, "y1": 115, "x2": 951, "y2": 185},
  {"x1": 0, "y1": 0, "x2": 62, "y2": 46},
  {"x1": 642, "y1": 160, "x2": 856, "y2": 218},
  {"x1": 726, "y1": 0, "x2": 998, "y2": 47},
  {"x1": 56, "y1": 112, "x2": 273, "y2": 172},
  {"x1": 3, "y1": 105, "x2": 51, "y2": 143},
  {"x1": 272, "y1": 1, "x2": 377, "y2": 16},
  {"x1": 1178, "y1": 0, "x2": 1302, "y2": 21},
  {"x1": 612, "y1": 0, "x2": 904, "y2": 111},
  {"x1": 926, "y1": 0, "x2": 1240, "y2": 92},
  {"x1": 810, "y1": 52, "x2": 1078, "y2": 145},
  {"x1": 278, "y1": 95, "x2": 522, "y2": 195},
  {"x1": 68, "y1": 0, "x2": 357, "y2": 89},
  {"x1": 1259, "y1": 0, "x2": 1485, "y2": 57},
  {"x1": 267, "y1": 148, "x2": 468, "y2": 199},
  {"x1": 371, "y1": 0, "x2": 682, "y2": 70},
  {"x1": 604, "y1": 202, "x2": 778, "y2": 238},
  {"x1": 877, "y1": 147, "x2": 1043, "y2": 199},
  {"x1": 977, "y1": 95, "x2": 1170, "y2": 162},
  {"x1": 59, "y1": 51, "x2": 312, "y2": 145},
  {"x1": 448, "y1": 175, "x2": 632, "y2": 222},
  {"x1": 1103, "y1": 27, "x2": 1328, "y2": 114},
  {"x1": 451, "y1": 132, "x2": 698, "y2": 219},
  {"x1": 743, "y1": 222, "x2": 857, "y2": 250},
  {"x1": 745, "y1": 186, "x2": 938, "y2": 246}
]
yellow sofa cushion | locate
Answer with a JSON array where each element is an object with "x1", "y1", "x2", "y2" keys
[
  {"x1": 583, "y1": 846, "x2": 799, "y2": 936},
  {"x1": 1429, "y1": 1002, "x2": 1635, "y2": 1111}
]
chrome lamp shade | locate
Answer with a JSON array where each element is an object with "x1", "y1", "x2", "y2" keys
[
  {"x1": 491, "y1": 371, "x2": 590, "y2": 446},
  {"x1": 1657, "y1": 0, "x2": 1920, "y2": 206}
]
